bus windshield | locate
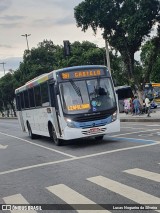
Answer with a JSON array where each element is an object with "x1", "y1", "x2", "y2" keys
[{"x1": 59, "y1": 78, "x2": 116, "y2": 114}]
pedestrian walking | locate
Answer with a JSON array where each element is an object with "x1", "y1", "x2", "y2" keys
[
  {"x1": 124, "y1": 98, "x2": 130, "y2": 114},
  {"x1": 145, "y1": 96, "x2": 151, "y2": 117},
  {"x1": 130, "y1": 97, "x2": 134, "y2": 115},
  {"x1": 142, "y1": 100, "x2": 146, "y2": 114}
]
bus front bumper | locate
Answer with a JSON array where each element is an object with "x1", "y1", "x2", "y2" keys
[{"x1": 61, "y1": 119, "x2": 120, "y2": 140}]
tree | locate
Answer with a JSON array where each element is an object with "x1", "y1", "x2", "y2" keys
[
  {"x1": 0, "y1": 39, "x2": 124, "y2": 116},
  {"x1": 19, "y1": 40, "x2": 62, "y2": 83},
  {"x1": 74, "y1": 0, "x2": 160, "y2": 98},
  {"x1": 0, "y1": 73, "x2": 16, "y2": 116},
  {"x1": 140, "y1": 26, "x2": 160, "y2": 83}
]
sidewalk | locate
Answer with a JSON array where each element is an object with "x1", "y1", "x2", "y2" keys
[
  {"x1": 0, "y1": 109, "x2": 160, "y2": 122},
  {"x1": 120, "y1": 107, "x2": 160, "y2": 122}
]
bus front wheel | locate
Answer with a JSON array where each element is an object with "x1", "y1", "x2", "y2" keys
[{"x1": 49, "y1": 124, "x2": 62, "y2": 146}]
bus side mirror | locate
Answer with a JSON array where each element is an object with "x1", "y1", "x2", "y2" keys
[{"x1": 54, "y1": 84, "x2": 59, "y2": 95}]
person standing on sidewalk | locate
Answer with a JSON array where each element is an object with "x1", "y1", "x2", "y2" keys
[
  {"x1": 124, "y1": 98, "x2": 130, "y2": 114},
  {"x1": 145, "y1": 96, "x2": 151, "y2": 117},
  {"x1": 133, "y1": 96, "x2": 141, "y2": 115}
]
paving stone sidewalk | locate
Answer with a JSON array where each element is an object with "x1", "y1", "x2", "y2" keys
[{"x1": 120, "y1": 107, "x2": 160, "y2": 122}]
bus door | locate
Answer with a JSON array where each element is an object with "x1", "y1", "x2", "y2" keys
[
  {"x1": 49, "y1": 82, "x2": 62, "y2": 137},
  {"x1": 16, "y1": 94, "x2": 25, "y2": 132}
]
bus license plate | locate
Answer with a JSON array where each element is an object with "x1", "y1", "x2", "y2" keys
[{"x1": 89, "y1": 127, "x2": 100, "y2": 133}]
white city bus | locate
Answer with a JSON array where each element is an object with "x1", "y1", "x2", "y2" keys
[{"x1": 15, "y1": 65, "x2": 120, "y2": 145}]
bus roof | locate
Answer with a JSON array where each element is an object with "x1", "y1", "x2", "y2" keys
[{"x1": 15, "y1": 65, "x2": 107, "y2": 94}]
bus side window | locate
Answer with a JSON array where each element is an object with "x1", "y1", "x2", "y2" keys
[
  {"x1": 41, "y1": 83, "x2": 49, "y2": 107},
  {"x1": 20, "y1": 92, "x2": 25, "y2": 110},
  {"x1": 29, "y1": 88, "x2": 35, "y2": 108},
  {"x1": 34, "y1": 86, "x2": 42, "y2": 107},
  {"x1": 49, "y1": 83, "x2": 58, "y2": 110},
  {"x1": 16, "y1": 94, "x2": 21, "y2": 111},
  {"x1": 24, "y1": 90, "x2": 29, "y2": 109}
]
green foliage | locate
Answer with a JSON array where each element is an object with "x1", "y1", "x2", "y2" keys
[
  {"x1": 0, "y1": 73, "x2": 16, "y2": 115},
  {"x1": 74, "y1": 0, "x2": 160, "y2": 89},
  {"x1": 0, "y1": 39, "x2": 123, "y2": 115},
  {"x1": 140, "y1": 26, "x2": 160, "y2": 83}
]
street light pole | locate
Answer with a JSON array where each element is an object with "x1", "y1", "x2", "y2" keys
[
  {"x1": 0, "y1": 62, "x2": 6, "y2": 75},
  {"x1": 105, "y1": 38, "x2": 111, "y2": 75},
  {"x1": 0, "y1": 85, "x2": 5, "y2": 117},
  {"x1": 21, "y1": 34, "x2": 31, "y2": 50}
]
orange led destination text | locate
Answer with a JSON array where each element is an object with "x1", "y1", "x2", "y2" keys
[
  {"x1": 61, "y1": 73, "x2": 70, "y2": 79},
  {"x1": 67, "y1": 103, "x2": 90, "y2": 111},
  {"x1": 61, "y1": 69, "x2": 102, "y2": 79},
  {"x1": 74, "y1": 69, "x2": 101, "y2": 78}
]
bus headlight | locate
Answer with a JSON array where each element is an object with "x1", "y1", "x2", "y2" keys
[
  {"x1": 112, "y1": 111, "x2": 117, "y2": 122},
  {"x1": 64, "y1": 118, "x2": 76, "y2": 128}
]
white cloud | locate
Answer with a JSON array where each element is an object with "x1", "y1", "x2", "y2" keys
[
  {"x1": 0, "y1": 0, "x2": 105, "y2": 74},
  {"x1": 1, "y1": 0, "x2": 157, "y2": 76},
  {"x1": 0, "y1": 0, "x2": 12, "y2": 12}
]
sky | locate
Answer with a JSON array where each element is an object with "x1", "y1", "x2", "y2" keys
[
  {"x1": 0, "y1": 0, "x2": 106, "y2": 78},
  {"x1": 0, "y1": 0, "x2": 158, "y2": 78}
]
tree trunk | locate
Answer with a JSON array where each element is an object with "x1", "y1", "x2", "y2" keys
[
  {"x1": 121, "y1": 51, "x2": 144, "y2": 104},
  {"x1": 121, "y1": 50, "x2": 135, "y2": 81},
  {"x1": 10, "y1": 101, "x2": 17, "y2": 117},
  {"x1": 136, "y1": 89, "x2": 144, "y2": 105}
]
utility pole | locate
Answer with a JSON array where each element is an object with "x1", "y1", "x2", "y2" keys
[
  {"x1": 21, "y1": 34, "x2": 31, "y2": 50},
  {"x1": 105, "y1": 38, "x2": 111, "y2": 74},
  {"x1": 0, "y1": 62, "x2": 6, "y2": 76}
]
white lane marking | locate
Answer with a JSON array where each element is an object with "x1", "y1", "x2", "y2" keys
[
  {"x1": 0, "y1": 158, "x2": 76, "y2": 175},
  {"x1": 121, "y1": 127, "x2": 146, "y2": 130},
  {"x1": 46, "y1": 184, "x2": 110, "y2": 213},
  {"x1": 87, "y1": 176, "x2": 160, "y2": 211},
  {"x1": 123, "y1": 168, "x2": 160, "y2": 182},
  {"x1": 147, "y1": 125, "x2": 160, "y2": 127},
  {"x1": 138, "y1": 132, "x2": 160, "y2": 137},
  {"x1": 138, "y1": 134, "x2": 154, "y2": 137},
  {"x1": 3, "y1": 194, "x2": 37, "y2": 213},
  {"x1": 111, "y1": 128, "x2": 160, "y2": 137},
  {"x1": 0, "y1": 131, "x2": 75, "y2": 158},
  {"x1": 106, "y1": 136, "x2": 157, "y2": 143},
  {"x1": 0, "y1": 144, "x2": 8, "y2": 149},
  {"x1": 0, "y1": 142, "x2": 159, "y2": 176}
]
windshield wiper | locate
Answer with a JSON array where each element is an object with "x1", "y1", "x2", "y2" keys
[{"x1": 70, "y1": 80, "x2": 83, "y2": 103}]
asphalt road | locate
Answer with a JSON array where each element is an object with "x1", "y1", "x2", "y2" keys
[{"x1": 0, "y1": 119, "x2": 160, "y2": 213}]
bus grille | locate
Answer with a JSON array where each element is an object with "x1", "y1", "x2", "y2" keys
[{"x1": 73, "y1": 113, "x2": 110, "y2": 122}]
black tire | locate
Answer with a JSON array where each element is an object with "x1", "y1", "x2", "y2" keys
[
  {"x1": 95, "y1": 135, "x2": 104, "y2": 141},
  {"x1": 27, "y1": 123, "x2": 37, "y2": 139},
  {"x1": 49, "y1": 124, "x2": 62, "y2": 146}
]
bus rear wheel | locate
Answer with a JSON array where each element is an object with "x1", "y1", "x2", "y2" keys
[
  {"x1": 95, "y1": 135, "x2": 104, "y2": 141},
  {"x1": 49, "y1": 124, "x2": 62, "y2": 146},
  {"x1": 27, "y1": 123, "x2": 37, "y2": 139}
]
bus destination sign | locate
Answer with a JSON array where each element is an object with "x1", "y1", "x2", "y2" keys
[{"x1": 61, "y1": 69, "x2": 105, "y2": 80}]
